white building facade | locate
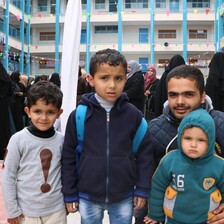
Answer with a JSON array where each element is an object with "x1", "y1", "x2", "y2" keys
[{"x1": 0, "y1": 0, "x2": 224, "y2": 76}]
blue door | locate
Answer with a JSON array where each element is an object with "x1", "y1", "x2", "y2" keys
[
  {"x1": 81, "y1": 29, "x2": 86, "y2": 44},
  {"x1": 170, "y1": 0, "x2": 179, "y2": 12},
  {"x1": 139, "y1": 58, "x2": 148, "y2": 73},
  {"x1": 139, "y1": 28, "x2": 148, "y2": 43}
]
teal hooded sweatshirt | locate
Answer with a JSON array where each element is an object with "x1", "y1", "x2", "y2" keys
[{"x1": 149, "y1": 109, "x2": 224, "y2": 224}]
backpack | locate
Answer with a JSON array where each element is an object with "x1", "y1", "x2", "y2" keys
[{"x1": 75, "y1": 104, "x2": 148, "y2": 167}]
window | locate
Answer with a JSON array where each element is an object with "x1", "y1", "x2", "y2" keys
[
  {"x1": 139, "y1": 28, "x2": 148, "y2": 43},
  {"x1": 82, "y1": 0, "x2": 87, "y2": 10},
  {"x1": 187, "y1": 0, "x2": 210, "y2": 8},
  {"x1": 158, "y1": 30, "x2": 176, "y2": 39},
  {"x1": 170, "y1": 0, "x2": 179, "y2": 12},
  {"x1": 95, "y1": 26, "x2": 118, "y2": 33},
  {"x1": 50, "y1": 0, "x2": 56, "y2": 14},
  {"x1": 95, "y1": 0, "x2": 106, "y2": 10},
  {"x1": 81, "y1": 29, "x2": 86, "y2": 44},
  {"x1": 40, "y1": 32, "x2": 55, "y2": 41},
  {"x1": 189, "y1": 30, "x2": 207, "y2": 39},
  {"x1": 39, "y1": 59, "x2": 55, "y2": 69},
  {"x1": 38, "y1": 0, "x2": 47, "y2": 12},
  {"x1": 156, "y1": 0, "x2": 166, "y2": 8},
  {"x1": 109, "y1": 0, "x2": 118, "y2": 12},
  {"x1": 158, "y1": 59, "x2": 170, "y2": 68},
  {"x1": 125, "y1": 0, "x2": 148, "y2": 9}
]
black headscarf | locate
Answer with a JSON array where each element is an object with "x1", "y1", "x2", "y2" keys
[
  {"x1": 165, "y1": 54, "x2": 186, "y2": 73},
  {"x1": 205, "y1": 52, "x2": 224, "y2": 111},
  {"x1": 207, "y1": 52, "x2": 224, "y2": 92},
  {"x1": 154, "y1": 54, "x2": 185, "y2": 117},
  {"x1": 49, "y1": 72, "x2": 61, "y2": 88},
  {"x1": 10, "y1": 71, "x2": 21, "y2": 83},
  {"x1": 0, "y1": 61, "x2": 10, "y2": 83}
]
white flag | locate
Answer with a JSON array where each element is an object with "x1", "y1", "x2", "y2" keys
[{"x1": 60, "y1": 0, "x2": 82, "y2": 133}]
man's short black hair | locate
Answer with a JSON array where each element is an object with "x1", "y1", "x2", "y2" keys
[
  {"x1": 89, "y1": 48, "x2": 127, "y2": 77},
  {"x1": 167, "y1": 64, "x2": 205, "y2": 95},
  {"x1": 27, "y1": 81, "x2": 63, "y2": 109}
]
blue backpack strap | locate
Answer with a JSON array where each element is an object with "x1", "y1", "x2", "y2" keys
[
  {"x1": 133, "y1": 117, "x2": 148, "y2": 155},
  {"x1": 75, "y1": 104, "x2": 87, "y2": 165}
]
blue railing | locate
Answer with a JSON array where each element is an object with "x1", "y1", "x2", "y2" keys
[
  {"x1": 9, "y1": 26, "x2": 20, "y2": 41},
  {"x1": 10, "y1": 0, "x2": 30, "y2": 14}
]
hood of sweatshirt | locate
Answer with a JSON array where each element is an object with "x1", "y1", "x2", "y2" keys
[{"x1": 177, "y1": 108, "x2": 215, "y2": 161}]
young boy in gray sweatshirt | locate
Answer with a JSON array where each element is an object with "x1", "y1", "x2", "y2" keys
[{"x1": 2, "y1": 81, "x2": 66, "y2": 224}]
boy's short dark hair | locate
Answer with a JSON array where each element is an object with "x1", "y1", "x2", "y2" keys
[
  {"x1": 89, "y1": 48, "x2": 127, "y2": 77},
  {"x1": 166, "y1": 64, "x2": 205, "y2": 96},
  {"x1": 27, "y1": 81, "x2": 63, "y2": 109}
]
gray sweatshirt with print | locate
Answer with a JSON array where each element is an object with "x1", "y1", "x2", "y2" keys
[{"x1": 2, "y1": 128, "x2": 65, "y2": 218}]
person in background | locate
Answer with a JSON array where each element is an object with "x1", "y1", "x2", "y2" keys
[
  {"x1": 61, "y1": 48, "x2": 154, "y2": 224},
  {"x1": 19, "y1": 75, "x2": 29, "y2": 127},
  {"x1": 77, "y1": 66, "x2": 91, "y2": 106},
  {"x1": 205, "y1": 52, "x2": 224, "y2": 112},
  {"x1": 123, "y1": 60, "x2": 144, "y2": 112},
  {"x1": 2, "y1": 81, "x2": 66, "y2": 224},
  {"x1": 134, "y1": 65, "x2": 159, "y2": 223},
  {"x1": 81, "y1": 68, "x2": 92, "y2": 93},
  {"x1": 10, "y1": 71, "x2": 25, "y2": 131},
  {"x1": 27, "y1": 77, "x2": 35, "y2": 91},
  {"x1": 49, "y1": 72, "x2": 62, "y2": 131},
  {"x1": 148, "y1": 65, "x2": 224, "y2": 223},
  {"x1": 154, "y1": 54, "x2": 185, "y2": 117},
  {"x1": 145, "y1": 109, "x2": 224, "y2": 224},
  {"x1": 34, "y1": 75, "x2": 40, "y2": 83},
  {"x1": 143, "y1": 65, "x2": 159, "y2": 121},
  {"x1": 49, "y1": 72, "x2": 61, "y2": 88},
  {"x1": 39, "y1": 74, "x2": 49, "y2": 81},
  {"x1": 0, "y1": 62, "x2": 13, "y2": 160}
]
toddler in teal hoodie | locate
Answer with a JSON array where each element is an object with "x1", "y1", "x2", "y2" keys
[{"x1": 145, "y1": 109, "x2": 224, "y2": 224}]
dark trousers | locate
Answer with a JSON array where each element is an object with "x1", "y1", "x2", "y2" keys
[{"x1": 134, "y1": 203, "x2": 148, "y2": 224}]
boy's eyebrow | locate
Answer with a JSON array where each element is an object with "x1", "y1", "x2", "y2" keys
[{"x1": 168, "y1": 91, "x2": 196, "y2": 94}]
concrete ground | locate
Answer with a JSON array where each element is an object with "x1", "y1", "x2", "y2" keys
[{"x1": 67, "y1": 212, "x2": 111, "y2": 223}]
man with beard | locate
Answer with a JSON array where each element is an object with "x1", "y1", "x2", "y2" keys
[{"x1": 147, "y1": 64, "x2": 224, "y2": 224}]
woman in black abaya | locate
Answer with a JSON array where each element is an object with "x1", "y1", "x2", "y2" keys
[
  {"x1": 205, "y1": 52, "x2": 224, "y2": 112},
  {"x1": 0, "y1": 62, "x2": 13, "y2": 160}
]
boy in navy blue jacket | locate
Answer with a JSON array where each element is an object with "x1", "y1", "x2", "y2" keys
[{"x1": 61, "y1": 48, "x2": 154, "y2": 224}]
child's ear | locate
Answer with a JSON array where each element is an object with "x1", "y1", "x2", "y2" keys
[
  {"x1": 86, "y1": 75, "x2": 95, "y2": 87},
  {"x1": 57, "y1": 109, "x2": 63, "y2": 118},
  {"x1": 24, "y1": 107, "x2": 31, "y2": 118}
]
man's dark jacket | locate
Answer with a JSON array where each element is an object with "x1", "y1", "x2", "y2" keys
[{"x1": 148, "y1": 96, "x2": 224, "y2": 168}]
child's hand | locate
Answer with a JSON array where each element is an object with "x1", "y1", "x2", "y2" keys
[
  {"x1": 66, "y1": 202, "x2": 79, "y2": 213},
  {"x1": 144, "y1": 216, "x2": 162, "y2": 224},
  {"x1": 133, "y1": 196, "x2": 146, "y2": 210},
  {"x1": 7, "y1": 214, "x2": 24, "y2": 224}
]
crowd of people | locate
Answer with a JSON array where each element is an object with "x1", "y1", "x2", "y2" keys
[{"x1": 1, "y1": 49, "x2": 224, "y2": 224}]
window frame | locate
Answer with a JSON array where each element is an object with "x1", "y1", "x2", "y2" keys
[
  {"x1": 158, "y1": 30, "x2": 176, "y2": 39},
  {"x1": 39, "y1": 32, "x2": 55, "y2": 41}
]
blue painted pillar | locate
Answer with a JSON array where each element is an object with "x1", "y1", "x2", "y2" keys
[
  {"x1": 20, "y1": 0, "x2": 25, "y2": 73},
  {"x1": 3, "y1": 0, "x2": 9, "y2": 71},
  {"x1": 86, "y1": 0, "x2": 91, "y2": 73},
  {"x1": 118, "y1": 0, "x2": 123, "y2": 52},
  {"x1": 182, "y1": 0, "x2": 187, "y2": 61},
  {"x1": 55, "y1": 0, "x2": 60, "y2": 73},
  {"x1": 215, "y1": 0, "x2": 223, "y2": 51},
  {"x1": 150, "y1": 1, "x2": 155, "y2": 65},
  {"x1": 26, "y1": 0, "x2": 31, "y2": 77}
]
